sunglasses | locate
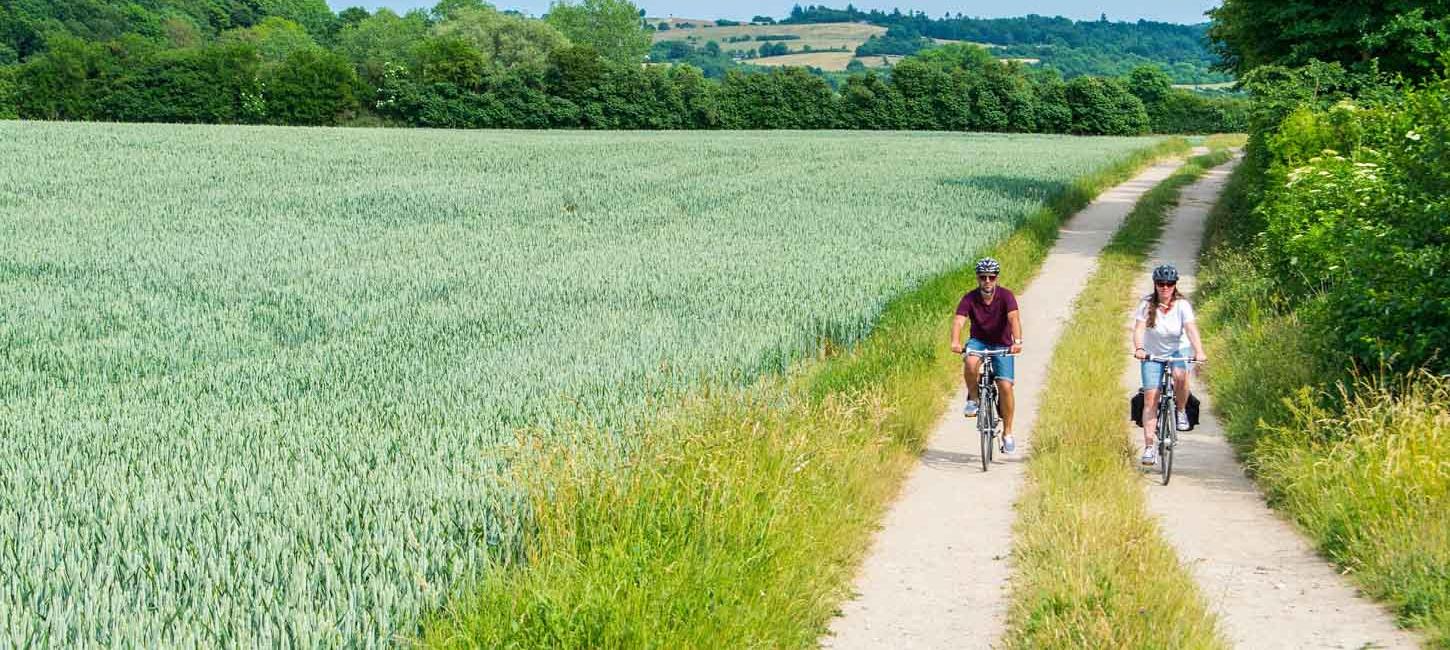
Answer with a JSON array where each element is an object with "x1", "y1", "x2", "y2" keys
[
  {"x1": 977, "y1": 274, "x2": 998, "y2": 281},
  {"x1": 1155, "y1": 281, "x2": 1177, "y2": 287}
]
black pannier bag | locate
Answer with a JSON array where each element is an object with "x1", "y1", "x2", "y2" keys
[{"x1": 1130, "y1": 390, "x2": 1201, "y2": 429}]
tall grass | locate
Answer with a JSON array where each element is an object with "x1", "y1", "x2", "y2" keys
[
  {"x1": 1006, "y1": 149, "x2": 1234, "y2": 648},
  {"x1": 1199, "y1": 163, "x2": 1450, "y2": 647},
  {"x1": 422, "y1": 139, "x2": 1193, "y2": 647}
]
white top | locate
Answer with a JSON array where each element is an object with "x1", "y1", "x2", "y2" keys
[{"x1": 1135, "y1": 298, "x2": 1196, "y2": 357}]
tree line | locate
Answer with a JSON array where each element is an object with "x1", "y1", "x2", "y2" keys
[{"x1": 0, "y1": 0, "x2": 1244, "y2": 134}]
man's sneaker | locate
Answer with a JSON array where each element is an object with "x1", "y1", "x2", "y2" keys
[
  {"x1": 1002, "y1": 436, "x2": 1016, "y2": 454},
  {"x1": 963, "y1": 400, "x2": 979, "y2": 417},
  {"x1": 1176, "y1": 410, "x2": 1191, "y2": 431},
  {"x1": 1141, "y1": 446, "x2": 1158, "y2": 465}
]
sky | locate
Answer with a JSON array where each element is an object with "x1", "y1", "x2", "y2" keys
[{"x1": 326, "y1": 0, "x2": 1221, "y2": 25}]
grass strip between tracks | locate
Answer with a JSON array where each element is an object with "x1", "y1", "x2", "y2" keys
[
  {"x1": 1005, "y1": 147, "x2": 1235, "y2": 649},
  {"x1": 418, "y1": 138, "x2": 1191, "y2": 648}
]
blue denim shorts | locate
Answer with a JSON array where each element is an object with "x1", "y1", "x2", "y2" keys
[
  {"x1": 965, "y1": 338, "x2": 1015, "y2": 383},
  {"x1": 1140, "y1": 346, "x2": 1192, "y2": 390}
]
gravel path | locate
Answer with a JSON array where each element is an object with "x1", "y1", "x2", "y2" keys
[
  {"x1": 1122, "y1": 153, "x2": 1420, "y2": 649},
  {"x1": 821, "y1": 158, "x2": 1185, "y2": 649}
]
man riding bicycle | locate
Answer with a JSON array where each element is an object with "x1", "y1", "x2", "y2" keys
[{"x1": 950, "y1": 258, "x2": 1024, "y2": 453}]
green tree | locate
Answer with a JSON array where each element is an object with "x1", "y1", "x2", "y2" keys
[
  {"x1": 668, "y1": 63, "x2": 718, "y2": 128},
  {"x1": 1065, "y1": 75, "x2": 1117, "y2": 134},
  {"x1": 265, "y1": 48, "x2": 358, "y2": 125},
  {"x1": 545, "y1": 0, "x2": 651, "y2": 66},
  {"x1": 1029, "y1": 69, "x2": 1072, "y2": 133},
  {"x1": 1126, "y1": 64, "x2": 1173, "y2": 131},
  {"x1": 221, "y1": 17, "x2": 318, "y2": 65},
  {"x1": 15, "y1": 34, "x2": 111, "y2": 120},
  {"x1": 336, "y1": 8, "x2": 429, "y2": 89},
  {"x1": 839, "y1": 72, "x2": 905, "y2": 129},
  {"x1": 436, "y1": 5, "x2": 570, "y2": 75},
  {"x1": 1208, "y1": 0, "x2": 1450, "y2": 78},
  {"x1": 256, "y1": 0, "x2": 336, "y2": 39},
  {"x1": 415, "y1": 35, "x2": 489, "y2": 89},
  {"x1": 102, "y1": 41, "x2": 265, "y2": 124}
]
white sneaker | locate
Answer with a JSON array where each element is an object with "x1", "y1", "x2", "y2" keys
[
  {"x1": 1176, "y1": 410, "x2": 1190, "y2": 431},
  {"x1": 963, "y1": 400, "x2": 979, "y2": 417},
  {"x1": 1141, "y1": 446, "x2": 1158, "y2": 465}
]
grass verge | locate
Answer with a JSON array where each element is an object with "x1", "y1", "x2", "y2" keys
[
  {"x1": 417, "y1": 137, "x2": 1190, "y2": 648},
  {"x1": 1005, "y1": 148, "x2": 1235, "y2": 648},
  {"x1": 1198, "y1": 162, "x2": 1450, "y2": 647}
]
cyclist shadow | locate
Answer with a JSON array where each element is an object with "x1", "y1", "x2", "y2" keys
[{"x1": 921, "y1": 447, "x2": 1023, "y2": 470}]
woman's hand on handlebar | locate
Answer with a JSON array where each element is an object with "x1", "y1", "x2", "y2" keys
[
  {"x1": 1134, "y1": 347, "x2": 1148, "y2": 360},
  {"x1": 951, "y1": 342, "x2": 965, "y2": 354}
]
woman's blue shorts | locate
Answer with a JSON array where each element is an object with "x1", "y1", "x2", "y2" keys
[{"x1": 1140, "y1": 346, "x2": 1192, "y2": 390}]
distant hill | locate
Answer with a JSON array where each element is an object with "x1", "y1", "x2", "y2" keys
[{"x1": 776, "y1": 5, "x2": 1232, "y2": 84}]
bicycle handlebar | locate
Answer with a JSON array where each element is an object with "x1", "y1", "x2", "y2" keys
[
  {"x1": 1142, "y1": 355, "x2": 1202, "y2": 363},
  {"x1": 965, "y1": 349, "x2": 1019, "y2": 357}
]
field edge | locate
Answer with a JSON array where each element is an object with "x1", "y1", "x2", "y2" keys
[{"x1": 417, "y1": 137, "x2": 1192, "y2": 648}]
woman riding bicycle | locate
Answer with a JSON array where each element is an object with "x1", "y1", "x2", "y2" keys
[{"x1": 1132, "y1": 264, "x2": 1207, "y2": 466}]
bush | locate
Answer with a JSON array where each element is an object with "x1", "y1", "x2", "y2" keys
[
  {"x1": 1254, "y1": 79, "x2": 1450, "y2": 373},
  {"x1": 265, "y1": 48, "x2": 359, "y2": 125}
]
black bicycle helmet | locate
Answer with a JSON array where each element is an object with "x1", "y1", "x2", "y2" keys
[
  {"x1": 1152, "y1": 264, "x2": 1179, "y2": 283},
  {"x1": 976, "y1": 257, "x2": 1001, "y2": 275}
]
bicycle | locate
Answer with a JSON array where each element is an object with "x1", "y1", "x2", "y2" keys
[
  {"x1": 1140, "y1": 354, "x2": 1201, "y2": 485},
  {"x1": 965, "y1": 348, "x2": 1017, "y2": 472}
]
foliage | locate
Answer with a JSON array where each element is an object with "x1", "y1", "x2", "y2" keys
[
  {"x1": 0, "y1": 63, "x2": 17, "y2": 118},
  {"x1": 544, "y1": 0, "x2": 650, "y2": 66},
  {"x1": 1208, "y1": 0, "x2": 1450, "y2": 79},
  {"x1": 1251, "y1": 84, "x2": 1450, "y2": 373},
  {"x1": 1128, "y1": 64, "x2": 1249, "y2": 133},
  {"x1": 220, "y1": 16, "x2": 319, "y2": 65},
  {"x1": 2, "y1": 1, "x2": 1236, "y2": 135},
  {"x1": 435, "y1": 5, "x2": 569, "y2": 75},
  {"x1": 263, "y1": 47, "x2": 357, "y2": 124},
  {"x1": 1065, "y1": 75, "x2": 1149, "y2": 135},
  {"x1": 0, "y1": 121, "x2": 1166, "y2": 646},
  {"x1": 855, "y1": 24, "x2": 929, "y2": 57},
  {"x1": 334, "y1": 8, "x2": 429, "y2": 91}
]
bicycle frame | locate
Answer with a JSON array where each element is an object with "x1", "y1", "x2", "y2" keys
[
  {"x1": 1143, "y1": 354, "x2": 1197, "y2": 484},
  {"x1": 966, "y1": 348, "x2": 1016, "y2": 471}
]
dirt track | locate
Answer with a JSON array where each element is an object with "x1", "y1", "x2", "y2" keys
[
  {"x1": 821, "y1": 159, "x2": 1185, "y2": 649},
  {"x1": 1122, "y1": 154, "x2": 1419, "y2": 649}
]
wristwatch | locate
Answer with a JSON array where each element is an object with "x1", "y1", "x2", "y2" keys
[{"x1": 1013, "y1": 338, "x2": 1024, "y2": 345}]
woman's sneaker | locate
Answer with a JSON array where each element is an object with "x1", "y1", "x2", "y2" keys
[
  {"x1": 1002, "y1": 436, "x2": 1016, "y2": 453},
  {"x1": 963, "y1": 400, "x2": 979, "y2": 417},
  {"x1": 1141, "y1": 446, "x2": 1158, "y2": 465},
  {"x1": 1176, "y1": 410, "x2": 1191, "y2": 431}
]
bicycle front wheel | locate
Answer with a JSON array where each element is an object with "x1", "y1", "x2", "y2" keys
[
  {"x1": 979, "y1": 399, "x2": 995, "y2": 472},
  {"x1": 1158, "y1": 405, "x2": 1175, "y2": 485}
]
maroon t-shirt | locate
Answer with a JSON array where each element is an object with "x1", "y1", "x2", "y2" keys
[{"x1": 955, "y1": 288, "x2": 1019, "y2": 346}]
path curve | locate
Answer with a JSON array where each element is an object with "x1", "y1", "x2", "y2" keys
[
  {"x1": 821, "y1": 158, "x2": 1185, "y2": 649},
  {"x1": 1122, "y1": 153, "x2": 1419, "y2": 649}
]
